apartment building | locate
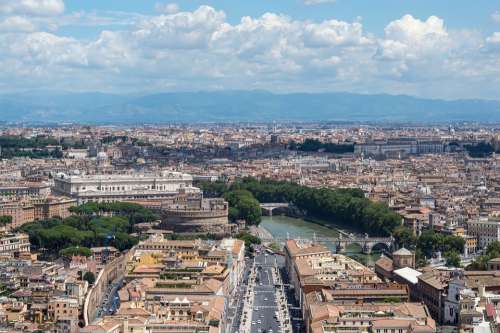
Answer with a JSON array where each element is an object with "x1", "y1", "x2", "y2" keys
[
  {"x1": 0, "y1": 196, "x2": 76, "y2": 229},
  {"x1": 306, "y1": 302, "x2": 436, "y2": 333},
  {"x1": 0, "y1": 233, "x2": 30, "y2": 256},
  {"x1": 467, "y1": 216, "x2": 500, "y2": 248},
  {"x1": 285, "y1": 240, "x2": 381, "y2": 310},
  {"x1": 48, "y1": 297, "x2": 79, "y2": 333}
]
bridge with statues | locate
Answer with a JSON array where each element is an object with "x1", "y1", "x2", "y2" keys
[{"x1": 260, "y1": 234, "x2": 394, "y2": 254}]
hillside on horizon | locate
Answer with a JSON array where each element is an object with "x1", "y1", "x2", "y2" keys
[{"x1": 1, "y1": 91, "x2": 499, "y2": 124}]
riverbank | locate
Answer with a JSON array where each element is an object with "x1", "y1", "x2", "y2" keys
[
  {"x1": 278, "y1": 210, "x2": 358, "y2": 238},
  {"x1": 250, "y1": 225, "x2": 274, "y2": 240},
  {"x1": 259, "y1": 216, "x2": 382, "y2": 266},
  {"x1": 301, "y1": 216, "x2": 352, "y2": 237}
]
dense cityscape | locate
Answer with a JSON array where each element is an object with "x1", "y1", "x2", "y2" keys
[
  {"x1": 0, "y1": 123, "x2": 497, "y2": 333},
  {"x1": 1, "y1": 0, "x2": 500, "y2": 332}
]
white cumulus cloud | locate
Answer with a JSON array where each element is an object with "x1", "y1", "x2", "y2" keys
[
  {"x1": 0, "y1": 5, "x2": 499, "y2": 99},
  {"x1": 155, "y1": 3, "x2": 180, "y2": 14},
  {"x1": 0, "y1": 16, "x2": 35, "y2": 32},
  {"x1": 0, "y1": 0, "x2": 64, "y2": 16}
]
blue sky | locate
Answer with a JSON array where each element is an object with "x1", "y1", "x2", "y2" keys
[
  {"x1": 0, "y1": 0, "x2": 499, "y2": 99},
  {"x1": 62, "y1": 0, "x2": 499, "y2": 35}
]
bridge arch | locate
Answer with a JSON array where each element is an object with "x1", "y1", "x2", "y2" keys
[
  {"x1": 343, "y1": 242, "x2": 364, "y2": 253},
  {"x1": 370, "y1": 242, "x2": 391, "y2": 254},
  {"x1": 260, "y1": 203, "x2": 289, "y2": 216}
]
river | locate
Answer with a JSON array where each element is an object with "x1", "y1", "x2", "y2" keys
[{"x1": 260, "y1": 215, "x2": 381, "y2": 266}]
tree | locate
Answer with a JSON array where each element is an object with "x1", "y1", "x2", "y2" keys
[
  {"x1": 224, "y1": 189, "x2": 261, "y2": 225},
  {"x1": 236, "y1": 232, "x2": 261, "y2": 247},
  {"x1": 228, "y1": 207, "x2": 240, "y2": 221},
  {"x1": 467, "y1": 241, "x2": 500, "y2": 270},
  {"x1": 269, "y1": 242, "x2": 281, "y2": 252},
  {"x1": 83, "y1": 271, "x2": 96, "y2": 285},
  {"x1": 445, "y1": 251, "x2": 461, "y2": 268},
  {"x1": 0, "y1": 215, "x2": 12, "y2": 226},
  {"x1": 486, "y1": 242, "x2": 500, "y2": 257},
  {"x1": 417, "y1": 229, "x2": 464, "y2": 260},
  {"x1": 392, "y1": 226, "x2": 416, "y2": 249},
  {"x1": 59, "y1": 246, "x2": 92, "y2": 258}
]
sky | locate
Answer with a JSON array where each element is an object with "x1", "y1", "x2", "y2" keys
[{"x1": 0, "y1": 0, "x2": 499, "y2": 100}]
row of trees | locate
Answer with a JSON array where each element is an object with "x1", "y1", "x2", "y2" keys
[
  {"x1": 0, "y1": 135, "x2": 87, "y2": 159},
  {"x1": 17, "y1": 202, "x2": 158, "y2": 258},
  {"x1": 0, "y1": 135, "x2": 59, "y2": 149},
  {"x1": 464, "y1": 142, "x2": 499, "y2": 158},
  {"x1": 233, "y1": 178, "x2": 401, "y2": 236},
  {"x1": 290, "y1": 138, "x2": 355, "y2": 154},
  {"x1": 69, "y1": 202, "x2": 158, "y2": 224},
  {"x1": 18, "y1": 216, "x2": 138, "y2": 255},
  {"x1": 198, "y1": 177, "x2": 401, "y2": 235},
  {"x1": 0, "y1": 135, "x2": 87, "y2": 149}
]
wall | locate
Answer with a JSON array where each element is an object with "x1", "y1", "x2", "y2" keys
[{"x1": 83, "y1": 248, "x2": 134, "y2": 326}]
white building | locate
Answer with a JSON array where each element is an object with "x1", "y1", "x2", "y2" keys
[
  {"x1": 65, "y1": 148, "x2": 89, "y2": 159},
  {"x1": 0, "y1": 233, "x2": 30, "y2": 256},
  {"x1": 467, "y1": 217, "x2": 500, "y2": 248},
  {"x1": 53, "y1": 171, "x2": 197, "y2": 204}
]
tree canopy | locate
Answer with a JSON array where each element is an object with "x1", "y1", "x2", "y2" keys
[
  {"x1": 59, "y1": 246, "x2": 92, "y2": 258},
  {"x1": 198, "y1": 178, "x2": 402, "y2": 236},
  {"x1": 0, "y1": 215, "x2": 12, "y2": 226},
  {"x1": 467, "y1": 241, "x2": 500, "y2": 270},
  {"x1": 416, "y1": 229, "x2": 465, "y2": 259},
  {"x1": 83, "y1": 271, "x2": 96, "y2": 285},
  {"x1": 17, "y1": 202, "x2": 157, "y2": 257},
  {"x1": 294, "y1": 138, "x2": 354, "y2": 154}
]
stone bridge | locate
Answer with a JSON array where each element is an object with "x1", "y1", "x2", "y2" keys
[
  {"x1": 260, "y1": 202, "x2": 289, "y2": 216},
  {"x1": 262, "y1": 235, "x2": 394, "y2": 254}
]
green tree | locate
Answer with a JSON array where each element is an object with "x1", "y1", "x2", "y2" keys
[
  {"x1": 83, "y1": 271, "x2": 96, "y2": 285},
  {"x1": 467, "y1": 241, "x2": 500, "y2": 270},
  {"x1": 59, "y1": 246, "x2": 92, "y2": 258},
  {"x1": 224, "y1": 190, "x2": 261, "y2": 225},
  {"x1": 393, "y1": 226, "x2": 417, "y2": 249},
  {"x1": 236, "y1": 232, "x2": 261, "y2": 247},
  {"x1": 445, "y1": 251, "x2": 461, "y2": 268},
  {"x1": 0, "y1": 215, "x2": 12, "y2": 226}
]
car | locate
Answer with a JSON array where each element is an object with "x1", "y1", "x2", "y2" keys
[
  {"x1": 257, "y1": 320, "x2": 262, "y2": 324},
  {"x1": 252, "y1": 321, "x2": 256, "y2": 325}
]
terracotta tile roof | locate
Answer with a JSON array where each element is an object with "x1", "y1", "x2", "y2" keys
[{"x1": 375, "y1": 256, "x2": 394, "y2": 272}]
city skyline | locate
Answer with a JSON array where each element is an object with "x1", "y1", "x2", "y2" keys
[{"x1": 0, "y1": 1, "x2": 499, "y2": 100}]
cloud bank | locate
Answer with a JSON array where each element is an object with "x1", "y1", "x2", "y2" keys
[{"x1": 0, "y1": 1, "x2": 499, "y2": 99}]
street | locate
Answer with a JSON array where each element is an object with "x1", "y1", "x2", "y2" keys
[
  {"x1": 95, "y1": 278, "x2": 122, "y2": 319},
  {"x1": 234, "y1": 248, "x2": 295, "y2": 333}
]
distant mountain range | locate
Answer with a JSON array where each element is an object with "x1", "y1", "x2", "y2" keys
[{"x1": 0, "y1": 91, "x2": 499, "y2": 123}]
